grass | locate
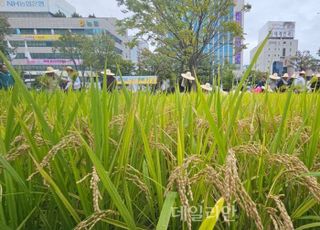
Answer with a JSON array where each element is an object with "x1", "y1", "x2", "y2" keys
[{"x1": 0, "y1": 36, "x2": 320, "y2": 229}]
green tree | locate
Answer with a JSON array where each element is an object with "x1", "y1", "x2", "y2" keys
[
  {"x1": 71, "y1": 12, "x2": 82, "y2": 18},
  {"x1": 54, "y1": 32, "x2": 86, "y2": 74},
  {"x1": 138, "y1": 49, "x2": 178, "y2": 84},
  {"x1": 117, "y1": 0, "x2": 243, "y2": 75},
  {"x1": 81, "y1": 33, "x2": 118, "y2": 70},
  {"x1": 0, "y1": 16, "x2": 10, "y2": 56},
  {"x1": 219, "y1": 62, "x2": 236, "y2": 91},
  {"x1": 55, "y1": 32, "x2": 135, "y2": 75},
  {"x1": 290, "y1": 50, "x2": 319, "y2": 72},
  {"x1": 53, "y1": 10, "x2": 66, "y2": 17},
  {"x1": 249, "y1": 70, "x2": 268, "y2": 85}
]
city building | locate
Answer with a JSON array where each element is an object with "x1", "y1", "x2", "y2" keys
[
  {"x1": 250, "y1": 21, "x2": 298, "y2": 75},
  {"x1": 0, "y1": 0, "x2": 76, "y2": 17},
  {"x1": 213, "y1": 0, "x2": 245, "y2": 70},
  {"x1": 129, "y1": 37, "x2": 149, "y2": 65},
  {"x1": 1, "y1": 0, "x2": 130, "y2": 71}
]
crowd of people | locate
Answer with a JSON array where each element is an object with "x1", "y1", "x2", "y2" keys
[
  {"x1": 177, "y1": 70, "x2": 320, "y2": 94},
  {"x1": 1, "y1": 63, "x2": 320, "y2": 94},
  {"x1": 35, "y1": 66, "x2": 117, "y2": 92},
  {"x1": 0, "y1": 64, "x2": 119, "y2": 92},
  {"x1": 253, "y1": 71, "x2": 320, "y2": 93}
]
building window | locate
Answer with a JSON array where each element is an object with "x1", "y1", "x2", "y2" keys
[
  {"x1": 37, "y1": 29, "x2": 52, "y2": 35},
  {"x1": 71, "y1": 29, "x2": 85, "y2": 35},
  {"x1": 54, "y1": 29, "x2": 69, "y2": 35},
  {"x1": 10, "y1": 29, "x2": 18, "y2": 34},
  {"x1": 19, "y1": 29, "x2": 35, "y2": 35},
  {"x1": 15, "y1": 53, "x2": 69, "y2": 59},
  {"x1": 282, "y1": 48, "x2": 286, "y2": 57},
  {"x1": 10, "y1": 41, "x2": 54, "y2": 48}
]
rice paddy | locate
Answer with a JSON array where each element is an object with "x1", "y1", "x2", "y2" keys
[
  {"x1": 0, "y1": 79, "x2": 320, "y2": 229},
  {"x1": 1, "y1": 36, "x2": 320, "y2": 229}
]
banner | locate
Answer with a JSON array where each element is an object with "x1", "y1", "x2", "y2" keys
[
  {"x1": 0, "y1": 0, "x2": 48, "y2": 12},
  {"x1": 16, "y1": 59, "x2": 83, "y2": 65},
  {"x1": 20, "y1": 35, "x2": 61, "y2": 41},
  {"x1": 116, "y1": 76, "x2": 158, "y2": 85}
]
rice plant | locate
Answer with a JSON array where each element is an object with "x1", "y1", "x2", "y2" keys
[{"x1": 0, "y1": 39, "x2": 320, "y2": 230}]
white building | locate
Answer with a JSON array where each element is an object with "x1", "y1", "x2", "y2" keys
[
  {"x1": 1, "y1": 0, "x2": 131, "y2": 71},
  {"x1": 250, "y1": 21, "x2": 298, "y2": 75},
  {"x1": 0, "y1": 0, "x2": 76, "y2": 16}
]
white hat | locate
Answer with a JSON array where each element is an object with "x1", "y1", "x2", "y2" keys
[
  {"x1": 181, "y1": 72, "x2": 195, "y2": 81},
  {"x1": 282, "y1": 73, "x2": 289, "y2": 78},
  {"x1": 45, "y1": 67, "x2": 58, "y2": 74},
  {"x1": 65, "y1": 66, "x2": 74, "y2": 71},
  {"x1": 300, "y1": 71, "x2": 306, "y2": 75},
  {"x1": 316, "y1": 74, "x2": 320, "y2": 78},
  {"x1": 200, "y1": 83, "x2": 213, "y2": 91},
  {"x1": 269, "y1": 73, "x2": 280, "y2": 80},
  {"x1": 100, "y1": 69, "x2": 115, "y2": 76},
  {"x1": 291, "y1": 73, "x2": 298, "y2": 79}
]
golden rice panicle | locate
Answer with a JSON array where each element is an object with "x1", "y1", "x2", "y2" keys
[
  {"x1": 269, "y1": 155, "x2": 320, "y2": 202},
  {"x1": 90, "y1": 167, "x2": 101, "y2": 213},
  {"x1": 125, "y1": 165, "x2": 151, "y2": 199},
  {"x1": 74, "y1": 210, "x2": 117, "y2": 230},
  {"x1": 268, "y1": 195, "x2": 294, "y2": 230},
  {"x1": 226, "y1": 149, "x2": 263, "y2": 230},
  {"x1": 165, "y1": 156, "x2": 203, "y2": 230},
  {"x1": 27, "y1": 132, "x2": 82, "y2": 181},
  {"x1": 267, "y1": 207, "x2": 281, "y2": 230}
]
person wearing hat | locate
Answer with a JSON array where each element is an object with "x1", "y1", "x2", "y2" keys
[
  {"x1": 268, "y1": 73, "x2": 281, "y2": 92},
  {"x1": 309, "y1": 74, "x2": 320, "y2": 92},
  {"x1": 37, "y1": 67, "x2": 60, "y2": 92},
  {"x1": 100, "y1": 69, "x2": 117, "y2": 92},
  {"x1": 293, "y1": 71, "x2": 307, "y2": 93},
  {"x1": 179, "y1": 71, "x2": 195, "y2": 92},
  {"x1": 200, "y1": 83, "x2": 213, "y2": 93},
  {"x1": 65, "y1": 66, "x2": 81, "y2": 91},
  {"x1": 287, "y1": 73, "x2": 296, "y2": 87},
  {"x1": 0, "y1": 64, "x2": 15, "y2": 90},
  {"x1": 276, "y1": 73, "x2": 289, "y2": 92}
]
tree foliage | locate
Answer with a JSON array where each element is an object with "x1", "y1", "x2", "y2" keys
[
  {"x1": 53, "y1": 10, "x2": 66, "y2": 17},
  {"x1": 53, "y1": 32, "x2": 85, "y2": 71},
  {"x1": 290, "y1": 50, "x2": 320, "y2": 72},
  {"x1": 71, "y1": 12, "x2": 82, "y2": 18},
  {"x1": 117, "y1": 0, "x2": 243, "y2": 74},
  {"x1": 137, "y1": 49, "x2": 178, "y2": 83},
  {"x1": 219, "y1": 62, "x2": 236, "y2": 91},
  {"x1": 54, "y1": 33, "x2": 135, "y2": 75},
  {"x1": 0, "y1": 16, "x2": 10, "y2": 56}
]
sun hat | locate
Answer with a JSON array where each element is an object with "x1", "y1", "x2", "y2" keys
[
  {"x1": 316, "y1": 74, "x2": 320, "y2": 78},
  {"x1": 300, "y1": 71, "x2": 306, "y2": 75},
  {"x1": 282, "y1": 73, "x2": 289, "y2": 78},
  {"x1": 65, "y1": 66, "x2": 74, "y2": 71},
  {"x1": 269, "y1": 73, "x2": 280, "y2": 80},
  {"x1": 200, "y1": 83, "x2": 213, "y2": 91},
  {"x1": 181, "y1": 71, "x2": 195, "y2": 81},
  {"x1": 45, "y1": 67, "x2": 58, "y2": 74},
  {"x1": 100, "y1": 69, "x2": 115, "y2": 76}
]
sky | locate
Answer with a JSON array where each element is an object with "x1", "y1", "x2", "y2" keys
[{"x1": 68, "y1": 0, "x2": 320, "y2": 65}]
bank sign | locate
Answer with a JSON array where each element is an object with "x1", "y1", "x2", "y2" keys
[{"x1": 0, "y1": 0, "x2": 48, "y2": 12}]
